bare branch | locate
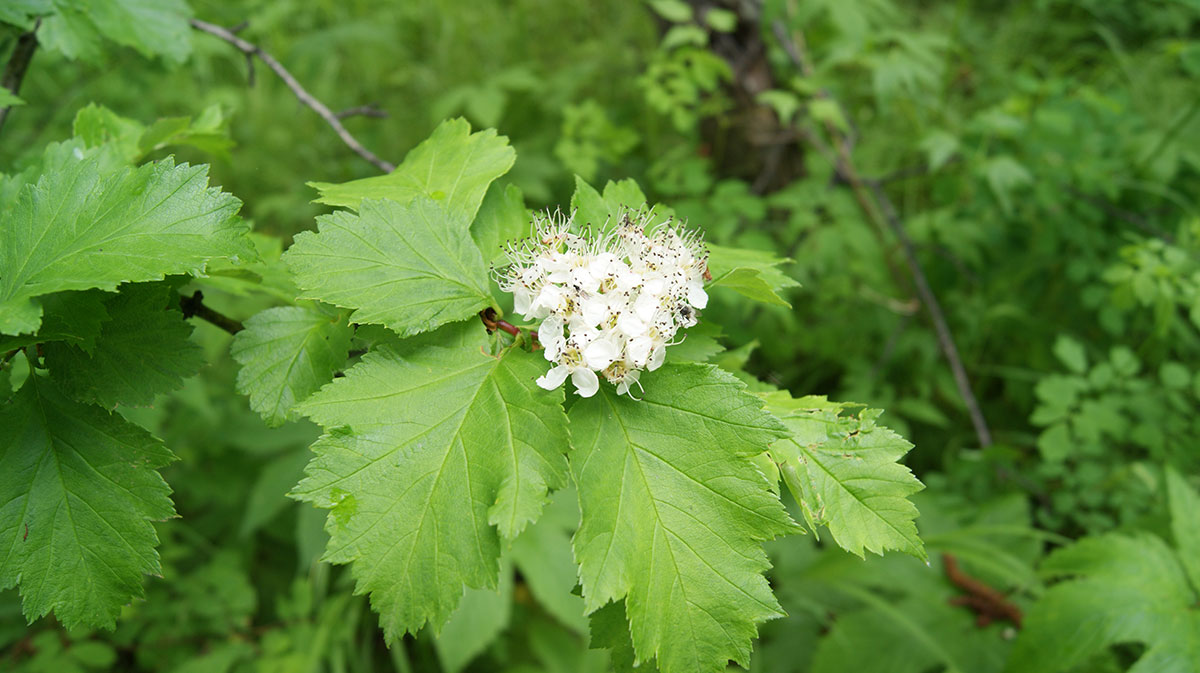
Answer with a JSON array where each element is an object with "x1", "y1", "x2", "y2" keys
[
  {"x1": 189, "y1": 19, "x2": 396, "y2": 173},
  {"x1": 774, "y1": 21, "x2": 994, "y2": 448},
  {"x1": 336, "y1": 104, "x2": 388, "y2": 120},
  {"x1": 0, "y1": 21, "x2": 40, "y2": 135}
]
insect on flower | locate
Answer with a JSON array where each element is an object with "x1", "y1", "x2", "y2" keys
[{"x1": 494, "y1": 208, "x2": 708, "y2": 398}]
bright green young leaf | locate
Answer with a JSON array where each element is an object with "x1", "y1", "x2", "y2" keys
[
  {"x1": 570, "y1": 363, "x2": 798, "y2": 673},
  {"x1": 309, "y1": 118, "x2": 515, "y2": 222},
  {"x1": 706, "y1": 243, "x2": 799, "y2": 307},
  {"x1": 1007, "y1": 532, "x2": 1200, "y2": 673},
  {"x1": 284, "y1": 197, "x2": 494, "y2": 337},
  {"x1": 0, "y1": 376, "x2": 176, "y2": 630},
  {"x1": 291, "y1": 334, "x2": 569, "y2": 638},
  {"x1": 44, "y1": 284, "x2": 204, "y2": 409},
  {"x1": 764, "y1": 393, "x2": 926, "y2": 560},
  {"x1": 570, "y1": 176, "x2": 667, "y2": 231},
  {"x1": 0, "y1": 86, "x2": 24, "y2": 107},
  {"x1": 0, "y1": 147, "x2": 248, "y2": 335},
  {"x1": 231, "y1": 306, "x2": 353, "y2": 427}
]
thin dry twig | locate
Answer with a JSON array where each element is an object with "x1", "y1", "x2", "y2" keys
[
  {"x1": 189, "y1": 18, "x2": 396, "y2": 173},
  {"x1": 773, "y1": 20, "x2": 994, "y2": 448},
  {"x1": 336, "y1": 104, "x2": 388, "y2": 120},
  {"x1": 0, "y1": 21, "x2": 40, "y2": 134}
]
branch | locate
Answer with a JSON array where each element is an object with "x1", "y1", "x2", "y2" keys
[
  {"x1": 180, "y1": 291, "x2": 244, "y2": 335},
  {"x1": 189, "y1": 19, "x2": 396, "y2": 173},
  {"x1": 0, "y1": 21, "x2": 40, "y2": 135},
  {"x1": 943, "y1": 553, "x2": 1023, "y2": 628},
  {"x1": 336, "y1": 104, "x2": 388, "y2": 120},
  {"x1": 774, "y1": 21, "x2": 994, "y2": 448}
]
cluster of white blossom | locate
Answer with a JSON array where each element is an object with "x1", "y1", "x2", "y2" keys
[{"x1": 495, "y1": 209, "x2": 708, "y2": 398}]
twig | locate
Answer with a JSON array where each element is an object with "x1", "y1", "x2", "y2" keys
[
  {"x1": 189, "y1": 19, "x2": 396, "y2": 173},
  {"x1": 480, "y1": 308, "x2": 529, "y2": 340},
  {"x1": 336, "y1": 104, "x2": 388, "y2": 120},
  {"x1": 180, "y1": 291, "x2": 244, "y2": 335},
  {"x1": 867, "y1": 180, "x2": 993, "y2": 446},
  {"x1": 1066, "y1": 185, "x2": 1175, "y2": 244},
  {"x1": 774, "y1": 21, "x2": 994, "y2": 448},
  {"x1": 943, "y1": 553, "x2": 1023, "y2": 628},
  {"x1": 0, "y1": 21, "x2": 40, "y2": 135}
]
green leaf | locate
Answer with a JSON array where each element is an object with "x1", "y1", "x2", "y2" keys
[
  {"x1": 231, "y1": 306, "x2": 353, "y2": 426},
  {"x1": 1007, "y1": 532, "x2": 1200, "y2": 673},
  {"x1": 1166, "y1": 466, "x2": 1200, "y2": 591},
  {"x1": 0, "y1": 290, "x2": 109, "y2": 354},
  {"x1": 44, "y1": 284, "x2": 204, "y2": 409},
  {"x1": 0, "y1": 0, "x2": 49, "y2": 30},
  {"x1": 589, "y1": 601, "x2": 659, "y2": 673},
  {"x1": 0, "y1": 376, "x2": 176, "y2": 629},
  {"x1": 706, "y1": 244, "x2": 799, "y2": 307},
  {"x1": 309, "y1": 118, "x2": 515, "y2": 223},
  {"x1": 980, "y1": 155, "x2": 1032, "y2": 215},
  {"x1": 1052, "y1": 335, "x2": 1087, "y2": 374},
  {"x1": 511, "y1": 486, "x2": 589, "y2": 634},
  {"x1": 648, "y1": 0, "x2": 693, "y2": 23},
  {"x1": 705, "y1": 8, "x2": 737, "y2": 32},
  {"x1": 764, "y1": 393, "x2": 926, "y2": 560},
  {"x1": 570, "y1": 363, "x2": 797, "y2": 673},
  {"x1": 291, "y1": 334, "x2": 569, "y2": 638},
  {"x1": 0, "y1": 86, "x2": 24, "y2": 108},
  {"x1": 73, "y1": 103, "x2": 146, "y2": 162},
  {"x1": 0, "y1": 147, "x2": 248, "y2": 335},
  {"x1": 434, "y1": 560, "x2": 514, "y2": 673},
  {"x1": 570, "y1": 176, "x2": 665, "y2": 231},
  {"x1": 919, "y1": 131, "x2": 959, "y2": 171},
  {"x1": 284, "y1": 197, "x2": 494, "y2": 337},
  {"x1": 40, "y1": 0, "x2": 192, "y2": 62},
  {"x1": 471, "y1": 182, "x2": 528, "y2": 265}
]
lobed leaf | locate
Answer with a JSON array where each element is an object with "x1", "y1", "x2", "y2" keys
[
  {"x1": 570, "y1": 363, "x2": 797, "y2": 673},
  {"x1": 290, "y1": 331, "x2": 569, "y2": 638},
  {"x1": 0, "y1": 376, "x2": 176, "y2": 629},
  {"x1": 706, "y1": 244, "x2": 799, "y2": 307},
  {"x1": 1007, "y1": 532, "x2": 1200, "y2": 673},
  {"x1": 0, "y1": 146, "x2": 249, "y2": 335},
  {"x1": 764, "y1": 393, "x2": 926, "y2": 560},
  {"x1": 44, "y1": 283, "x2": 203, "y2": 408},
  {"x1": 309, "y1": 118, "x2": 515, "y2": 223},
  {"x1": 283, "y1": 197, "x2": 494, "y2": 337},
  {"x1": 231, "y1": 305, "x2": 353, "y2": 427}
]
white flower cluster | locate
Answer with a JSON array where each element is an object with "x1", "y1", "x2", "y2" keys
[{"x1": 496, "y1": 209, "x2": 709, "y2": 398}]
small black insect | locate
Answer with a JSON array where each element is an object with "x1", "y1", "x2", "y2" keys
[{"x1": 679, "y1": 305, "x2": 694, "y2": 322}]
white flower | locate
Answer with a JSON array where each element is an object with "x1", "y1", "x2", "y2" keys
[
  {"x1": 584, "y1": 338, "x2": 620, "y2": 370},
  {"x1": 536, "y1": 364, "x2": 569, "y2": 390},
  {"x1": 496, "y1": 208, "x2": 708, "y2": 398},
  {"x1": 571, "y1": 367, "x2": 600, "y2": 397}
]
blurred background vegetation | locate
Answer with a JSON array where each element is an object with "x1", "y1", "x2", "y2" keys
[{"x1": 3, "y1": 0, "x2": 1200, "y2": 671}]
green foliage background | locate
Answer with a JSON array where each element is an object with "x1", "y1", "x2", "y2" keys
[{"x1": 3, "y1": 0, "x2": 1200, "y2": 671}]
